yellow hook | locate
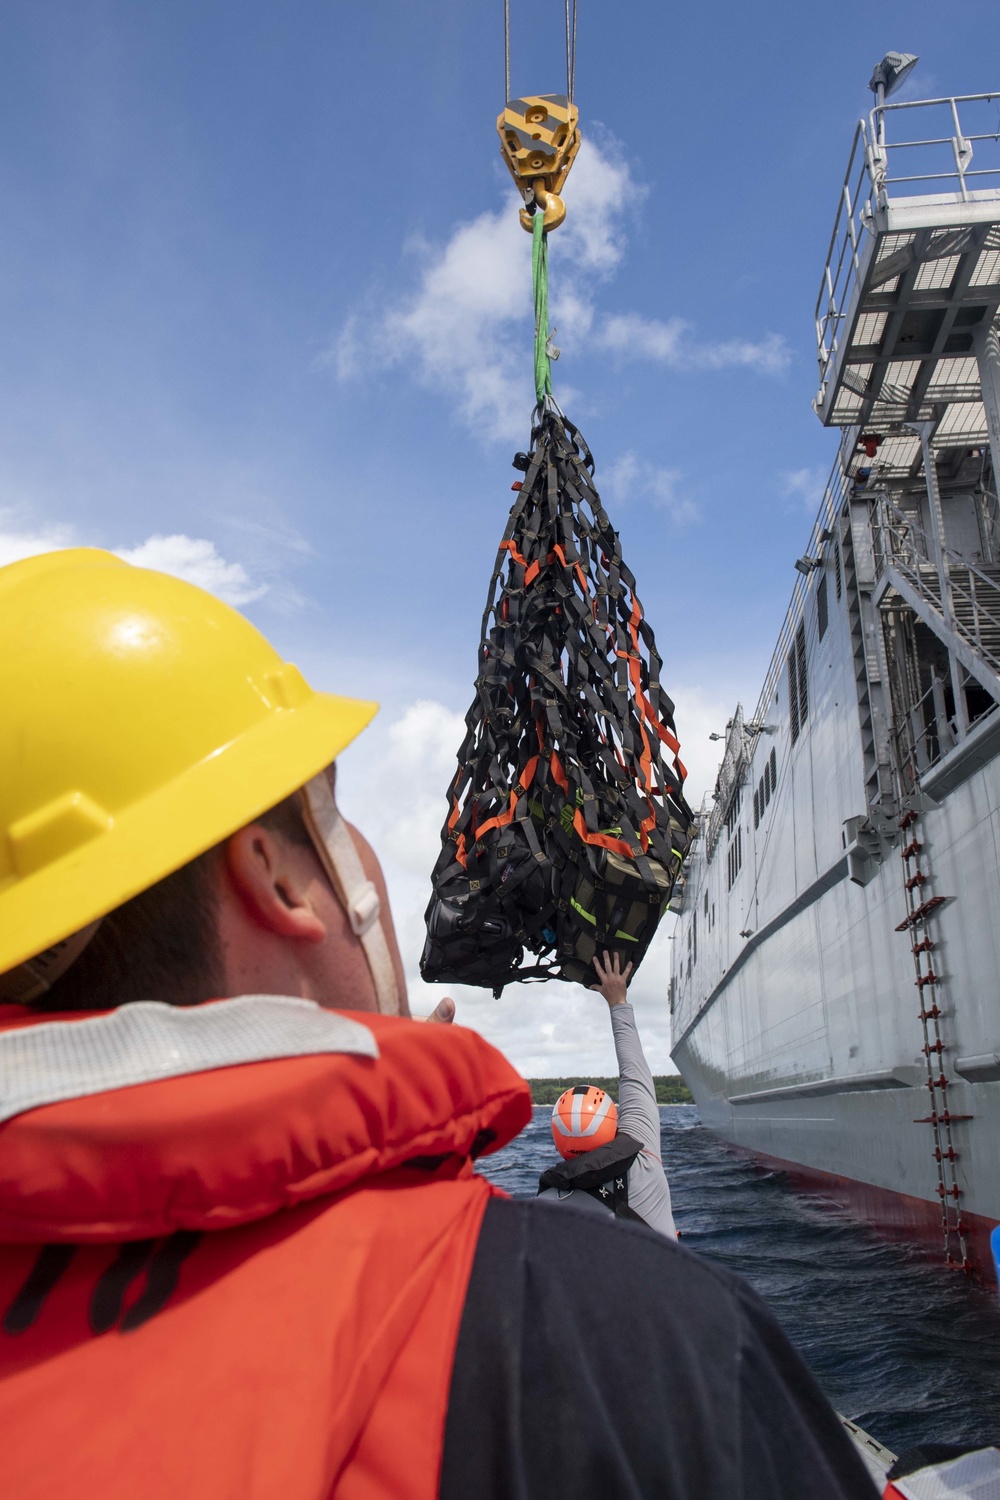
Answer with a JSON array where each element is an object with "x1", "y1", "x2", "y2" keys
[
  {"x1": 519, "y1": 183, "x2": 566, "y2": 233},
  {"x1": 496, "y1": 94, "x2": 580, "y2": 233}
]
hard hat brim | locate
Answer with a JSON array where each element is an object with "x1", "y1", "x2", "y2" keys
[{"x1": 0, "y1": 690, "x2": 377, "y2": 978}]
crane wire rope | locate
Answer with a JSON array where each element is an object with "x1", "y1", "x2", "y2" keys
[
  {"x1": 565, "y1": 0, "x2": 578, "y2": 102},
  {"x1": 504, "y1": 0, "x2": 578, "y2": 104},
  {"x1": 504, "y1": 0, "x2": 510, "y2": 106}
]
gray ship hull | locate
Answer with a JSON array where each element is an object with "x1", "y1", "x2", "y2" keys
[
  {"x1": 674, "y1": 680, "x2": 1000, "y2": 1267},
  {"x1": 671, "y1": 89, "x2": 1000, "y2": 1274}
]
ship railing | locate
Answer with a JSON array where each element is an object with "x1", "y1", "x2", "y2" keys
[
  {"x1": 888, "y1": 664, "x2": 999, "y2": 781},
  {"x1": 871, "y1": 496, "x2": 932, "y2": 573},
  {"x1": 891, "y1": 674, "x2": 953, "y2": 781},
  {"x1": 815, "y1": 92, "x2": 1000, "y2": 392},
  {"x1": 872, "y1": 491, "x2": 1000, "y2": 678},
  {"x1": 816, "y1": 120, "x2": 870, "y2": 392},
  {"x1": 705, "y1": 704, "x2": 748, "y2": 860}
]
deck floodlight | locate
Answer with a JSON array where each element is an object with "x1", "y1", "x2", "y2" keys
[
  {"x1": 795, "y1": 556, "x2": 820, "y2": 575},
  {"x1": 869, "y1": 52, "x2": 918, "y2": 104}
]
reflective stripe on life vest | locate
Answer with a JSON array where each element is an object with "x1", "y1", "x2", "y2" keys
[{"x1": 883, "y1": 1446, "x2": 1000, "y2": 1497}]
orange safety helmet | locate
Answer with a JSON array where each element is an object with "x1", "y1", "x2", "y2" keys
[{"x1": 551, "y1": 1084, "x2": 618, "y2": 1159}]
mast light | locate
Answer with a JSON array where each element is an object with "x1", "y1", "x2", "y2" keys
[{"x1": 868, "y1": 52, "x2": 919, "y2": 104}]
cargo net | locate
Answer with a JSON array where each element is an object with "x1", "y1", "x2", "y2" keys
[{"x1": 421, "y1": 407, "x2": 694, "y2": 995}]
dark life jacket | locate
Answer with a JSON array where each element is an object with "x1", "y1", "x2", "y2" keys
[{"x1": 537, "y1": 1132, "x2": 645, "y2": 1224}]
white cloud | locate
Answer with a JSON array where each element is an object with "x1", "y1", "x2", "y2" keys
[
  {"x1": 334, "y1": 209, "x2": 529, "y2": 441},
  {"x1": 666, "y1": 682, "x2": 736, "y2": 809},
  {"x1": 330, "y1": 138, "x2": 638, "y2": 443},
  {"x1": 114, "y1": 534, "x2": 265, "y2": 606},
  {"x1": 598, "y1": 313, "x2": 791, "y2": 375},
  {"x1": 599, "y1": 313, "x2": 687, "y2": 363},
  {"x1": 0, "y1": 515, "x2": 265, "y2": 607},
  {"x1": 331, "y1": 133, "x2": 792, "y2": 440},
  {"x1": 782, "y1": 466, "x2": 827, "y2": 514},
  {"x1": 699, "y1": 332, "x2": 790, "y2": 374},
  {"x1": 355, "y1": 698, "x2": 468, "y2": 877},
  {"x1": 0, "y1": 519, "x2": 74, "y2": 568},
  {"x1": 601, "y1": 451, "x2": 698, "y2": 526},
  {"x1": 552, "y1": 131, "x2": 639, "y2": 280}
]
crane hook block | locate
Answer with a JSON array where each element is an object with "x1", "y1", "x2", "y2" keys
[{"x1": 497, "y1": 94, "x2": 581, "y2": 232}]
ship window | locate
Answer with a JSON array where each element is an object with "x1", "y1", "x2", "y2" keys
[
  {"x1": 768, "y1": 747, "x2": 777, "y2": 798},
  {"x1": 796, "y1": 621, "x2": 809, "y2": 728},
  {"x1": 788, "y1": 646, "x2": 800, "y2": 743},
  {"x1": 753, "y1": 787, "x2": 760, "y2": 828},
  {"x1": 834, "y1": 539, "x2": 842, "y2": 600},
  {"x1": 817, "y1": 571, "x2": 829, "y2": 641},
  {"x1": 692, "y1": 912, "x2": 697, "y2": 967},
  {"x1": 703, "y1": 890, "x2": 709, "y2": 916},
  {"x1": 724, "y1": 788, "x2": 742, "y2": 838},
  {"x1": 727, "y1": 826, "x2": 743, "y2": 889}
]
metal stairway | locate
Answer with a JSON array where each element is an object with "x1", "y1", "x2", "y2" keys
[
  {"x1": 873, "y1": 496, "x2": 1000, "y2": 706},
  {"x1": 947, "y1": 564, "x2": 1000, "y2": 660}
]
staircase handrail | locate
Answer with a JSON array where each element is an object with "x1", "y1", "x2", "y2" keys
[
  {"x1": 875, "y1": 492, "x2": 1000, "y2": 595},
  {"x1": 873, "y1": 493, "x2": 1000, "y2": 667}
]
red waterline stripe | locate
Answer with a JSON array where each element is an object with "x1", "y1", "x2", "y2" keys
[{"x1": 725, "y1": 1141, "x2": 998, "y2": 1285}]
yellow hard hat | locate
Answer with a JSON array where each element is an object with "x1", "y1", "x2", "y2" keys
[{"x1": 0, "y1": 548, "x2": 377, "y2": 978}]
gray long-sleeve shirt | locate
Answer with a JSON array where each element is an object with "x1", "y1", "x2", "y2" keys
[
  {"x1": 609, "y1": 1003, "x2": 676, "y2": 1238},
  {"x1": 539, "y1": 1003, "x2": 677, "y2": 1239}
]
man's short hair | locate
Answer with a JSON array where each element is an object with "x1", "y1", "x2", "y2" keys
[{"x1": 38, "y1": 793, "x2": 311, "y2": 1012}]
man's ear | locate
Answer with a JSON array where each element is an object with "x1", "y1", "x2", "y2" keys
[{"x1": 223, "y1": 824, "x2": 327, "y2": 943}]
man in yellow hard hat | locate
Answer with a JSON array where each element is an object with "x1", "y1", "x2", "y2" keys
[
  {"x1": 0, "y1": 549, "x2": 878, "y2": 1500},
  {"x1": 0, "y1": 546, "x2": 443, "y2": 1022}
]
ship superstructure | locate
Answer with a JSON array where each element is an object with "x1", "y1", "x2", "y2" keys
[{"x1": 671, "y1": 76, "x2": 1000, "y2": 1272}]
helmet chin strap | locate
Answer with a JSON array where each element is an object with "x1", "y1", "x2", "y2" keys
[
  {"x1": 0, "y1": 782, "x2": 401, "y2": 1016},
  {"x1": 0, "y1": 920, "x2": 104, "y2": 1005},
  {"x1": 301, "y1": 773, "x2": 400, "y2": 1017}
]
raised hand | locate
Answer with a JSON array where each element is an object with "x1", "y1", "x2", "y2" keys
[{"x1": 589, "y1": 950, "x2": 633, "y2": 1008}]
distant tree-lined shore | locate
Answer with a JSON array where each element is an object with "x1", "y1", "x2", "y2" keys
[{"x1": 527, "y1": 1076, "x2": 693, "y2": 1105}]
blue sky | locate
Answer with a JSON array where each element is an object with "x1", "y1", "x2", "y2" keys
[{"x1": 3, "y1": 1, "x2": 998, "y2": 1073}]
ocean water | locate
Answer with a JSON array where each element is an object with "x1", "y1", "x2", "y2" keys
[{"x1": 477, "y1": 1105, "x2": 1000, "y2": 1457}]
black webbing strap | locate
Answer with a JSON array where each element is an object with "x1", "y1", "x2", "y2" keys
[{"x1": 422, "y1": 408, "x2": 694, "y2": 994}]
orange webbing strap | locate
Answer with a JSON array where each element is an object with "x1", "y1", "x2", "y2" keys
[
  {"x1": 302, "y1": 774, "x2": 400, "y2": 1016},
  {"x1": 571, "y1": 809, "x2": 635, "y2": 861},
  {"x1": 473, "y1": 756, "x2": 539, "y2": 841}
]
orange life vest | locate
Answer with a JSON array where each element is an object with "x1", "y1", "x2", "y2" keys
[{"x1": 0, "y1": 1000, "x2": 532, "y2": 1500}]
